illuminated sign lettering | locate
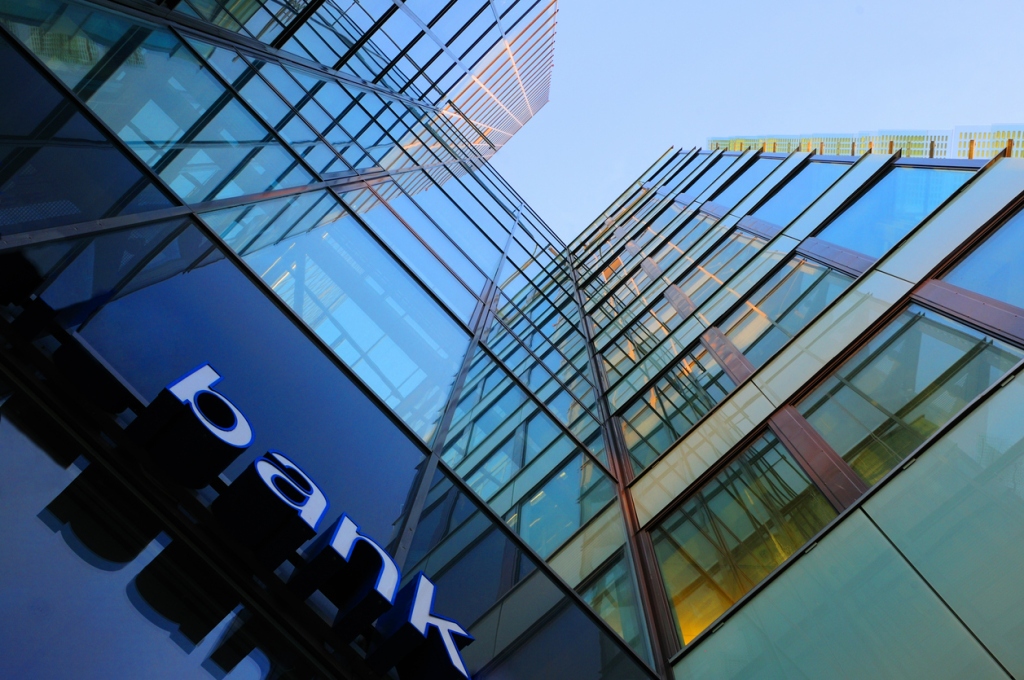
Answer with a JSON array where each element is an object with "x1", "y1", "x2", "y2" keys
[{"x1": 148, "y1": 364, "x2": 473, "y2": 678}]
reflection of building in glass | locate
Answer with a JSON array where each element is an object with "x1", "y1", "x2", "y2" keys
[{"x1": 4, "y1": 0, "x2": 1024, "y2": 678}]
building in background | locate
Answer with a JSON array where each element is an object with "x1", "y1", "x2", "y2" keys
[
  {"x1": 3, "y1": 0, "x2": 1024, "y2": 678},
  {"x1": 710, "y1": 124, "x2": 1024, "y2": 159},
  {"x1": 572, "y1": 142, "x2": 1024, "y2": 679},
  {"x1": 0, "y1": 0, "x2": 655, "y2": 679}
]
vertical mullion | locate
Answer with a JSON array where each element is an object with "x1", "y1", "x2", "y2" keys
[{"x1": 567, "y1": 248, "x2": 676, "y2": 674}]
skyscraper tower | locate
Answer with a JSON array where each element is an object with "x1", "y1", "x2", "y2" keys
[{"x1": 2, "y1": 2, "x2": 1024, "y2": 679}]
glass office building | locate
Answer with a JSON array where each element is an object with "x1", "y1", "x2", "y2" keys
[{"x1": 3, "y1": 1, "x2": 1024, "y2": 679}]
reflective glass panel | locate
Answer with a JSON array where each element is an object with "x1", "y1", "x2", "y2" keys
[
  {"x1": 392, "y1": 172, "x2": 503, "y2": 276},
  {"x1": 865, "y1": 376, "x2": 1024, "y2": 676},
  {"x1": 507, "y1": 453, "x2": 616, "y2": 559},
  {"x1": 652, "y1": 432, "x2": 837, "y2": 644},
  {"x1": 2, "y1": 0, "x2": 313, "y2": 202},
  {"x1": 942, "y1": 208, "x2": 1024, "y2": 310},
  {"x1": 682, "y1": 156, "x2": 733, "y2": 198},
  {"x1": 211, "y1": 193, "x2": 470, "y2": 443},
  {"x1": 721, "y1": 255, "x2": 854, "y2": 368},
  {"x1": 816, "y1": 167, "x2": 971, "y2": 258},
  {"x1": 580, "y1": 555, "x2": 649, "y2": 661},
  {"x1": 710, "y1": 158, "x2": 781, "y2": 208},
  {"x1": 798, "y1": 304, "x2": 1022, "y2": 485},
  {"x1": 620, "y1": 344, "x2": 735, "y2": 472},
  {"x1": 673, "y1": 511, "x2": 1009, "y2": 679},
  {"x1": 338, "y1": 186, "x2": 478, "y2": 322},
  {"x1": 0, "y1": 34, "x2": 171, "y2": 234},
  {"x1": 751, "y1": 161, "x2": 847, "y2": 227}
]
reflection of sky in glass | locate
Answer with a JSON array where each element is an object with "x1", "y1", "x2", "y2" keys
[
  {"x1": 817, "y1": 167, "x2": 972, "y2": 258},
  {"x1": 237, "y1": 209, "x2": 470, "y2": 443},
  {"x1": 943, "y1": 208, "x2": 1024, "y2": 310},
  {"x1": 752, "y1": 162, "x2": 848, "y2": 227}
]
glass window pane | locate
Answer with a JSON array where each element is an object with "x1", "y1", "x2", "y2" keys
[
  {"x1": 338, "y1": 187, "x2": 478, "y2": 322},
  {"x1": 215, "y1": 193, "x2": 470, "y2": 442},
  {"x1": 201, "y1": 189, "x2": 343, "y2": 253},
  {"x1": 751, "y1": 161, "x2": 847, "y2": 227},
  {"x1": 373, "y1": 182, "x2": 488, "y2": 293},
  {"x1": 682, "y1": 156, "x2": 734, "y2": 198},
  {"x1": 512, "y1": 453, "x2": 615, "y2": 559},
  {"x1": 673, "y1": 511, "x2": 1009, "y2": 680},
  {"x1": 652, "y1": 432, "x2": 837, "y2": 644},
  {"x1": 0, "y1": 34, "x2": 172, "y2": 234},
  {"x1": 3, "y1": 0, "x2": 313, "y2": 203},
  {"x1": 866, "y1": 376, "x2": 1024, "y2": 676},
  {"x1": 798, "y1": 304, "x2": 1023, "y2": 485},
  {"x1": 620, "y1": 344, "x2": 736, "y2": 473},
  {"x1": 580, "y1": 555, "x2": 649, "y2": 660},
  {"x1": 942, "y1": 208, "x2": 1024, "y2": 310},
  {"x1": 721, "y1": 255, "x2": 854, "y2": 369},
  {"x1": 816, "y1": 167, "x2": 972, "y2": 259},
  {"x1": 393, "y1": 172, "x2": 503, "y2": 276},
  {"x1": 710, "y1": 158, "x2": 781, "y2": 208}
]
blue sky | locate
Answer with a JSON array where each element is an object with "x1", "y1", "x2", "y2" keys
[{"x1": 491, "y1": 0, "x2": 1024, "y2": 243}]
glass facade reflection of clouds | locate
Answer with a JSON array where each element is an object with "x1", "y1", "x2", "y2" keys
[{"x1": 3, "y1": 0, "x2": 1024, "y2": 677}]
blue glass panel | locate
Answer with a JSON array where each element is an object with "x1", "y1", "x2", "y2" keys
[
  {"x1": 751, "y1": 161, "x2": 847, "y2": 227},
  {"x1": 943, "y1": 208, "x2": 1024, "y2": 310},
  {"x1": 338, "y1": 186, "x2": 479, "y2": 322},
  {"x1": 817, "y1": 167, "x2": 971, "y2": 258},
  {"x1": 710, "y1": 158, "x2": 781, "y2": 207},
  {"x1": 1, "y1": 0, "x2": 313, "y2": 203},
  {"x1": 234, "y1": 198, "x2": 471, "y2": 442}
]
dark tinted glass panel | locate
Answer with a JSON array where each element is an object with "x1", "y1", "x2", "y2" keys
[
  {"x1": 799, "y1": 304, "x2": 1022, "y2": 485},
  {"x1": 0, "y1": 34, "x2": 171, "y2": 234},
  {"x1": 652, "y1": 432, "x2": 837, "y2": 644},
  {"x1": 751, "y1": 162, "x2": 847, "y2": 227},
  {"x1": 942, "y1": 208, "x2": 1024, "y2": 310},
  {"x1": 816, "y1": 167, "x2": 971, "y2": 259},
  {"x1": 0, "y1": 378, "x2": 309, "y2": 678},
  {"x1": 405, "y1": 470, "x2": 655, "y2": 680},
  {"x1": 8, "y1": 221, "x2": 425, "y2": 537},
  {"x1": 721, "y1": 255, "x2": 853, "y2": 368}
]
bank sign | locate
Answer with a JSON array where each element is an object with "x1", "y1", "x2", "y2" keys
[{"x1": 131, "y1": 364, "x2": 472, "y2": 679}]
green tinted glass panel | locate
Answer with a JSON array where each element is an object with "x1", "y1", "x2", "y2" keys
[
  {"x1": 799, "y1": 304, "x2": 1022, "y2": 485},
  {"x1": 866, "y1": 376, "x2": 1024, "y2": 676},
  {"x1": 673, "y1": 511, "x2": 1009, "y2": 679}
]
